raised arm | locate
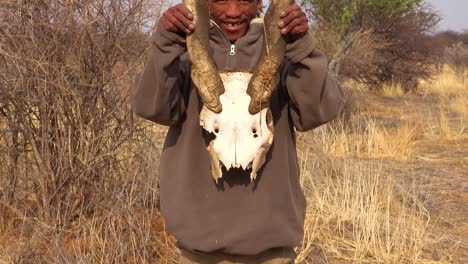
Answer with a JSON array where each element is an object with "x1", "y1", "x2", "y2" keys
[
  {"x1": 278, "y1": 3, "x2": 344, "y2": 131},
  {"x1": 131, "y1": 4, "x2": 195, "y2": 126}
]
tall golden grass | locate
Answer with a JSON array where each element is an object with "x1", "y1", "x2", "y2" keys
[{"x1": 421, "y1": 66, "x2": 467, "y2": 140}]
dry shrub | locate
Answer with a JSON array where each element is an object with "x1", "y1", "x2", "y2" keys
[
  {"x1": 339, "y1": 30, "x2": 389, "y2": 83},
  {"x1": 360, "y1": 7, "x2": 442, "y2": 92},
  {"x1": 0, "y1": 0, "x2": 176, "y2": 262},
  {"x1": 444, "y1": 43, "x2": 468, "y2": 80},
  {"x1": 436, "y1": 30, "x2": 468, "y2": 46},
  {"x1": 307, "y1": 1, "x2": 441, "y2": 92},
  {"x1": 436, "y1": 31, "x2": 468, "y2": 80}
]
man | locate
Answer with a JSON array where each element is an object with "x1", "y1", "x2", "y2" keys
[{"x1": 132, "y1": 0, "x2": 344, "y2": 262}]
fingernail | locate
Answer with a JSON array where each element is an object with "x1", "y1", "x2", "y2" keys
[
  {"x1": 278, "y1": 21, "x2": 284, "y2": 27},
  {"x1": 281, "y1": 28, "x2": 287, "y2": 34},
  {"x1": 280, "y1": 11, "x2": 286, "y2": 16},
  {"x1": 189, "y1": 24, "x2": 195, "y2": 30}
]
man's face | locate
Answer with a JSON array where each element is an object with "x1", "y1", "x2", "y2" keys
[{"x1": 206, "y1": 0, "x2": 262, "y2": 42}]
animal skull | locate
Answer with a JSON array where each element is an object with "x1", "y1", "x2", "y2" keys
[
  {"x1": 200, "y1": 72, "x2": 274, "y2": 182},
  {"x1": 184, "y1": 0, "x2": 290, "y2": 182}
]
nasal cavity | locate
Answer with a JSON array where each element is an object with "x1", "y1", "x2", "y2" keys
[{"x1": 252, "y1": 128, "x2": 258, "y2": 138}]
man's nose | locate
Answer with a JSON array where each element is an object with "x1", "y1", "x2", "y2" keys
[{"x1": 225, "y1": 2, "x2": 242, "y2": 17}]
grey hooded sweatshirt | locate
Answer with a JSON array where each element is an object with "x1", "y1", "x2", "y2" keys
[{"x1": 131, "y1": 17, "x2": 344, "y2": 255}]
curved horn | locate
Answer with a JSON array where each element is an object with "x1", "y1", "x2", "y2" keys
[
  {"x1": 247, "y1": 0, "x2": 293, "y2": 114},
  {"x1": 184, "y1": 0, "x2": 224, "y2": 113}
]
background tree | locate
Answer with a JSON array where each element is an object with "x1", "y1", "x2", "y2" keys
[
  {"x1": 435, "y1": 30, "x2": 468, "y2": 79},
  {"x1": 436, "y1": 30, "x2": 468, "y2": 46},
  {"x1": 302, "y1": 0, "x2": 440, "y2": 91}
]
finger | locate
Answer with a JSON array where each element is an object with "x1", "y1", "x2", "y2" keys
[
  {"x1": 280, "y1": 4, "x2": 301, "y2": 18},
  {"x1": 286, "y1": 16, "x2": 308, "y2": 34},
  {"x1": 163, "y1": 10, "x2": 191, "y2": 34},
  {"x1": 174, "y1": 4, "x2": 195, "y2": 31},
  {"x1": 290, "y1": 23, "x2": 309, "y2": 36},
  {"x1": 279, "y1": 11, "x2": 305, "y2": 34},
  {"x1": 160, "y1": 16, "x2": 179, "y2": 32},
  {"x1": 175, "y1": 4, "x2": 194, "y2": 20},
  {"x1": 278, "y1": 9, "x2": 303, "y2": 29}
]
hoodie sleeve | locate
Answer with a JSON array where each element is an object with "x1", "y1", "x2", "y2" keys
[
  {"x1": 131, "y1": 22, "x2": 190, "y2": 126},
  {"x1": 282, "y1": 32, "x2": 345, "y2": 132}
]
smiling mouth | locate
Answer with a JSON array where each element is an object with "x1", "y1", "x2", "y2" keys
[
  {"x1": 221, "y1": 21, "x2": 246, "y2": 32},
  {"x1": 223, "y1": 22, "x2": 243, "y2": 27}
]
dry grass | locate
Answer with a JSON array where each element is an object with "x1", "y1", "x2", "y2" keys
[
  {"x1": 295, "y1": 154, "x2": 450, "y2": 263},
  {"x1": 294, "y1": 67, "x2": 466, "y2": 263},
  {"x1": 312, "y1": 118, "x2": 420, "y2": 160},
  {"x1": 421, "y1": 106, "x2": 466, "y2": 140},
  {"x1": 0, "y1": 0, "x2": 466, "y2": 262},
  {"x1": 381, "y1": 81, "x2": 407, "y2": 97},
  {"x1": 422, "y1": 66, "x2": 467, "y2": 97},
  {"x1": 294, "y1": 124, "x2": 445, "y2": 263},
  {"x1": 420, "y1": 66, "x2": 467, "y2": 140}
]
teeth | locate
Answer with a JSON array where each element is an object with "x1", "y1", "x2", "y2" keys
[{"x1": 225, "y1": 22, "x2": 241, "y2": 27}]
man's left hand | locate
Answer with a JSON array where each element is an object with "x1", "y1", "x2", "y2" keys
[{"x1": 277, "y1": 4, "x2": 309, "y2": 41}]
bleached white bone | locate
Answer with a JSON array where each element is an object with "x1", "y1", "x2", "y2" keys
[{"x1": 200, "y1": 72, "x2": 274, "y2": 183}]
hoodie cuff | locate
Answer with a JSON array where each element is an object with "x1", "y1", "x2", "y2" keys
[{"x1": 285, "y1": 32, "x2": 316, "y2": 64}]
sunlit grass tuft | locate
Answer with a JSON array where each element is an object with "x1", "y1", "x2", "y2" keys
[
  {"x1": 310, "y1": 118, "x2": 420, "y2": 160},
  {"x1": 422, "y1": 66, "x2": 467, "y2": 97},
  {"x1": 381, "y1": 81, "x2": 406, "y2": 97},
  {"x1": 420, "y1": 66, "x2": 467, "y2": 140},
  {"x1": 422, "y1": 107, "x2": 466, "y2": 140}
]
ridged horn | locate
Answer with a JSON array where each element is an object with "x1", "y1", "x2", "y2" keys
[
  {"x1": 247, "y1": 0, "x2": 293, "y2": 114},
  {"x1": 184, "y1": 0, "x2": 224, "y2": 113}
]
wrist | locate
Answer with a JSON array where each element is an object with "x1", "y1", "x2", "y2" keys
[{"x1": 285, "y1": 31, "x2": 315, "y2": 63}]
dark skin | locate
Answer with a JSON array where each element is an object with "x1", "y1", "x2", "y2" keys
[{"x1": 159, "y1": 0, "x2": 309, "y2": 42}]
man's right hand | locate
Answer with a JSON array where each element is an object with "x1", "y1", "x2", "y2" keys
[{"x1": 160, "y1": 4, "x2": 195, "y2": 35}]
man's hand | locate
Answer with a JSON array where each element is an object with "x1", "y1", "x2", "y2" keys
[
  {"x1": 277, "y1": 4, "x2": 309, "y2": 41},
  {"x1": 160, "y1": 4, "x2": 195, "y2": 35}
]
